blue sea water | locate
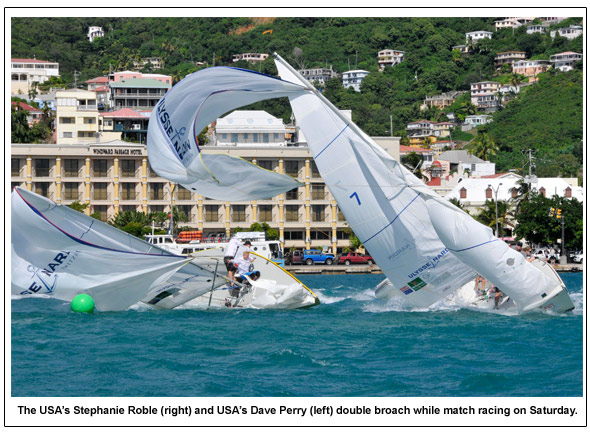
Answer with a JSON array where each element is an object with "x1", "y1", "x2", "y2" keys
[{"x1": 11, "y1": 273, "x2": 583, "y2": 397}]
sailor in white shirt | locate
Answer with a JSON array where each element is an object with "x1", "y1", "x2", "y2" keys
[{"x1": 223, "y1": 238, "x2": 251, "y2": 281}]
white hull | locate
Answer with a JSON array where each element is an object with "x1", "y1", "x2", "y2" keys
[
  {"x1": 376, "y1": 258, "x2": 574, "y2": 314},
  {"x1": 142, "y1": 248, "x2": 319, "y2": 310}
]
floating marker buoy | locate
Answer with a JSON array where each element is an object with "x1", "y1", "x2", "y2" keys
[{"x1": 71, "y1": 294, "x2": 95, "y2": 313}]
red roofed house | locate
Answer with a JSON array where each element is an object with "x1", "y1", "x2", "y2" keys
[
  {"x1": 11, "y1": 101, "x2": 43, "y2": 126},
  {"x1": 11, "y1": 58, "x2": 60, "y2": 95},
  {"x1": 86, "y1": 77, "x2": 110, "y2": 108},
  {"x1": 100, "y1": 108, "x2": 150, "y2": 143}
]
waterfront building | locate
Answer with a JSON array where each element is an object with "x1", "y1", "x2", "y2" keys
[
  {"x1": 550, "y1": 51, "x2": 583, "y2": 72},
  {"x1": 550, "y1": 25, "x2": 583, "y2": 40},
  {"x1": 232, "y1": 53, "x2": 269, "y2": 63},
  {"x1": 465, "y1": 31, "x2": 493, "y2": 44},
  {"x1": 297, "y1": 67, "x2": 338, "y2": 86},
  {"x1": 421, "y1": 91, "x2": 466, "y2": 110},
  {"x1": 377, "y1": 49, "x2": 405, "y2": 70},
  {"x1": 87, "y1": 26, "x2": 104, "y2": 42},
  {"x1": 342, "y1": 70, "x2": 370, "y2": 92},
  {"x1": 511, "y1": 59, "x2": 551, "y2": 82},
  {"x1": 494, "y1": 51, "x2": 526, "y2": 70},
  {"x1": 470, "y1": 81, "x2": 501, "y2": 111},
  {"x1": 11, "y1": 58, "x2": 60, "y2": 95}
]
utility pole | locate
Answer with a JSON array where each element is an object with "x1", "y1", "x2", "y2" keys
[{"x1": 390, "y1": 115, "x2": 393, "y2": 137}]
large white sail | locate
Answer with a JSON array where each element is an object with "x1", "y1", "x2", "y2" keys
[
  {"x1": 147, "y1": 67, "x2": 305, "y2": 200},
  {"x1": 273, "y1": 54, "x2": 572, "y2": 312},
  {"x1": 11, "y1": 188, "x2": 217, "y2": 311}
]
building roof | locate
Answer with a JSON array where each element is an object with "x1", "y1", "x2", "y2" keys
[
  {"x1": 11, "y1": 58, "x2": 54, "y2": 63},
  {"x1": 437, "y1": 150, "x2": 486, "y2": 164},
  {"x1": 109, "y1": 78, "x2": 171, "y2": 88},
  {"x1": 86, "y1": 77, "x2": 109, "y2": 84},
  {"x1": 101, "y1": 108, "x2": 149, "y2": 119},
  {"x1": 11, "y1": 101, "x2": 42, "y2": 113}
]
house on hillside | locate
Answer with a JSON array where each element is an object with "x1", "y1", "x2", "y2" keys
[
  {"x1": 342, "y1": 70, "x2": 369, "y2": 92},
  {"x1": 11, "y1": 101, "x2": 43, "y2": 126},
  {"x1": 437, "y1": 150, "x2": 496, "y2": 178},
  {"x1": 465, "y1": 31, "x2": 493, "y2": 44},
  {"x1": 550, "y1": 52, "x2": 583, "y2": 72},
  {"x1": 88, "y1": 26, "x2": 104, "y2": 42},
  {"x1": 232, "y1": 53, "x2": 269, "y2": 63},
  {"x1": 297, "y1": 67, "x2": 338, "y2": 86},
  {"x1": 377, "y1": 49, "x2": 405, "y2": 70},
  {"x1": 470, "y1": 81, "x2": 501, "y2": 111},
  {"x1": 494, "y1": 51, "x2": 526, "y2": 70},
  {"x1": 512, "y1": 60, "x2": 551, "y2": 82},
  {"x1": 550, "y1": 25, "x2": 583, "y2": 40}
]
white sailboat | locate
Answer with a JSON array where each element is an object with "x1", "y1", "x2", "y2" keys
[{"x1": 271, "y1": 53, "x2": 573, "y2": 314}]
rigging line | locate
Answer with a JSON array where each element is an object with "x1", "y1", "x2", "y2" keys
[
  {"x1": 362, "y1": 192, "x2": 421, "y2": 245},
  {"x1": 78, "y1": 220, "x2": 95, "y2": 240},
  {"x1": 314, "y1": 124, "x2": 349, "y2": 160}
]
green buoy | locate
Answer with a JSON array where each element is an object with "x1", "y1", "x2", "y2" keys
[{"x1": 71, "y1": 294, "x2": 95, "y2": 313}]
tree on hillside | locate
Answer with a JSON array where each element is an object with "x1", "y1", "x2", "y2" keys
[{"x1": 466, "y1": 131, "x2": 499, "y2": 161}]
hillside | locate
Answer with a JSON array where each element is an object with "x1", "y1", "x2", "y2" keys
[{"x1": 11, "y1": 17, "x2": 584, "y2": 175}]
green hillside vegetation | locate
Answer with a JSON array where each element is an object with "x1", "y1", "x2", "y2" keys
[
  {"x1": 11, "y1": 17, "x2": 583, "y2": 175},
  {"x1": 485, "y1": 69, "x2": 583, "y2": 176}
]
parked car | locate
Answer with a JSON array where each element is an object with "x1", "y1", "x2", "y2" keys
[
  {"x1": 337, "y1": 252, "x2": 374, "y2": 265},
  {"x1": 572, "y1": 252, "x2": 584, "y2": 264},
  {"x1": 302, "y1": 249, "x2": 335, "y2": 265},
  {"x1": 285, "y1": 250, "x2": 304, "y2": 265}
]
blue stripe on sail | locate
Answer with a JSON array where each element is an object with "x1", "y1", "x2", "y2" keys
[
  {"x1": 314, "y1": 124, "x2": 349, "y2": 160},
  {"x1": 448, "y1": 239, "x2": 498, "y2": 252},
  {"x1": 16, "y1": 190, "x2": 184, "y2": 259},
  {"x1": 362, "y1": 193, "x2": 421, "y2": 244}
]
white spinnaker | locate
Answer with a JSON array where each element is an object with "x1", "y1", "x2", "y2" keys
[
  {"x1": 11, "y1": 188, "x2": 214, "y2": 311},
  {"x1": 147, "y1": 67, "x2": 305, "y2": 200}
]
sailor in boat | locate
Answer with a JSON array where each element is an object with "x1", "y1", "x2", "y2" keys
[
  {"x1": 491, "y1": 285, "x2": 503, "y2": 310},
  {"x1": 475, "y1": 275, "x2": 488, "y2": 300},
  {"x1": 223, "y1": 237, "x2": 251, "y2": 282},
  {"x1": 234, "y1": 250, "x2": 260, "y2": 283},
  {"x1": 523, "y1": 246, "x2": 534, "y2": 262}
]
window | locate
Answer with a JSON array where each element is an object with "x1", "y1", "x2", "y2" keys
[
  {"x1": 231, "y1": 133, "x2": 238, "y2": 143},
  {"x1": 257, "y1": 160, "x2": 273, "y2": 171},
  {"x1": 337, "y1": 208, "x2": 345, "y2": 221},
  {"x1": 120, "y1": 160, "x2": 136, "y2": 177},
  {"x1": 253, "y1": 133, "x2": 259, "y2": 142},
  {"x1": 539, "y1": 187, "x2": 546, "y2": 197},
  {"x1": 284, "y1": 231, "x2": 303, "y2": 240},
  {"x1": 94, "y1": 159, "x2": 107, "y2": 177},
  {"x1": 93, "y1": 205, "x2": 108, "y2": 221},
  {"x1": 285, "y1": 205, "x2": 299, "y2": 222},
  {"x1": 34, "y1": 159, "x2": 50, "y2": 177},
  {"x1": 148, "y1": 164, "x2": 158, "y2": 177},
  {"x1": 11, "y1": 158, "x2": 20, "y2": 177},
  {"x1": 205, "y1": 205, "x2": 219, "y2": 222},
  {"x1": 231, "y1": 205, "x2": 246, "y2": 222},
  {"x1": 60, "y1": 117, "x2": 74, "y2": 124},
  {"x1": 63, "y1": 182, "x2": 79, "y2": 200},
  {"x1": 312, "y1": 205, "x2": 325, "y2": 222},
  {"x1": 121, "y1": 183, "x2": 135, "y2": 200},
  {"x1": 177, "y1": 186, "x2": 192, "y2": 200},
  {"x1": 460, "y1": 188, "x2": 467, "y2": 199},
  {"x1": 310, "y1": 230, "x2": 330, "y2": 239},
  {"x1": 486, "y1": 187, "x2": 492, "y2": 199},
  {"x1": 285, "y1": 161, "x2": 299, "y2": 177},
  {"x1": 286, "y1": 188, "x2": 299, "y2": 200},
  {"x1": 262, "y1": 133, "x2": 269, "y2": 143},
  {"x1": 222, "y1": 133, "x2": 227, "y2": 140},
  {"x1": 149, "y1": 183, "x2": 164, "y2": 200},
  {"x1": 565, "y1": 187, "x2": 572, "y2": 198},
  {"x1": 258, "y1": 205, "x2": 273, "y2": 222},
  {"x1": 63, "y1": 159, "x2": 79, "y2": 177},
  {"x1": 311, "y1": 184, "x2": 325, "y2": 200},
  {"x1": 93, "y1": 182, "x2": 108, "y2": 200},
  {"x1": 34, "y1": 182, "x2": 49, "y2": 197},
  {"x1": 311, "y1": 161, "x2": 320, "y2": 178},
  {"x1": 243, "y1": 133, "x2": 249, "y2": 141},
  {"x1": 178, "y1": 205, "x2": 192, "y2": 223},
  {"x1": 149, "y1": 205, "x2": 164, "y2": 213}
]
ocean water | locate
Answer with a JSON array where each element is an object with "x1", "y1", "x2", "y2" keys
[{"x1": 11, "y1": 273, "x2": 583, "y2": 397}]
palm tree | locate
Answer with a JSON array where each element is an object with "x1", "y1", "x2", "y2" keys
[
  {"x1": 475, "y1": 200, "x2": 515, "y2": 238},
  {"x1": 467, "y1": 132, "x2": 499, "y2": 162}
]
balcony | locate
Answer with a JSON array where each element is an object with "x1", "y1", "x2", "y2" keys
[{"x1": 78, "y1": 105, "x2": 97, "y2": 111}]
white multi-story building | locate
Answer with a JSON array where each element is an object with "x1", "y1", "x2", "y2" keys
[
  {"x1": 55, "y1": 89, "x2": 121, "y2": 145},
  {"x1": 465, "y1": 31, "x2": 493, "y2": 44},
  {"x1": 550, "y1": 51, "x2": 583, "y2": 72},
  {"x1": 11, "y1": 58, "x2": 60, "y2": 95},
  {"x1": 232, "y1": 53, "x2": 269, "y2": 63},
  {"x1": 494, "y1": 51, "x2": 526, "y2": 70},
  {"x1": 342, "y1": 70, "x2": 369, "y2": 92},
  {"x1": 470, "y1": 81, "x2": 501, "y2": 110},
  {"x1": 214, "y1": 111, "x2": 291, "y2": 147},
  {"x1": 526, "y1": 25, "x2": 547, "y2": 34},
  {"x1": 88, "y1": 26, "x2": 104, "y2": 42},
  {"x1": 550, "y1": 25, "x2": 583, "y2": 40},
  {"x1": 437, "y1": 150, "x2": 496, "y2": 179},
  {"x1": 297, "y1": 67, "x2": 338, "y2": 86},
  {"x1": 377, "y1": 49, "x2": 404, "y2": 70}
]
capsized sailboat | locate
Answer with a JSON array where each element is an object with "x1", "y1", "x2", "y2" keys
[
  {"x1": 147, "y1": 66, "x2": 303, "y2": 201},
  {"x1": 271, "y1": 54, "x2": 573, "y2": 314},
  {"x1": 11, "y1": 188, "x2": 221, "y2": 311}
]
